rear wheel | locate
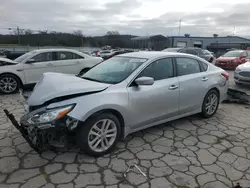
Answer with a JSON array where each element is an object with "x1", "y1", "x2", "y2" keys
[
  {"x1": 0, "y1": 74, "x2": 20, "y2": 94},
  {"x1": 76, "y1": 113, "x2": 121, "y2": 157},
  {"x1": 201, "y1": 90, "x2": 219, "y2": 118}
]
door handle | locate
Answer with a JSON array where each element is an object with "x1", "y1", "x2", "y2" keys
[
  {"x1": 47, "y1": 63, "x2": 53, "y2": 66},
  {"x1": 202, "y1": 77, "x2": 208, "y2": 81},
  {"x1": 169, "y1": 85, "x2": 178, "y2": 90}
]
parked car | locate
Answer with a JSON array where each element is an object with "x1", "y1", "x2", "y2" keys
[
  {"x1": 234, "y1": 61, "x2": 250, "y2": 85},
  {"x1": 203, "y1": 50, "x2": 216, "y2": 63},
  {"x1": 4, "y1": 51, "x2": 229, "y2": 156},
  {"x1": 98, "y1": 50, "x2": 118, "y2": 59},
  {"x1": 0, "y1": 52, "x2": 6, "y2": 58},
  {"x1": 163, "y1": 47, "x2": 209, "y2": 62},
  {"x1": 0, "y1": 49, "x2": 103, "y2": 94},
  {"x1": 215, "y1": 50, "x2": 250, "y2": 70}
]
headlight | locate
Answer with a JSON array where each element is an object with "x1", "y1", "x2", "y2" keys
[
  {"x1": 27, "y1": 104, "x2": 75, "y2": 124},
  {"x1": 235, "y1": 67, "x2": 241, "y2": 73}
]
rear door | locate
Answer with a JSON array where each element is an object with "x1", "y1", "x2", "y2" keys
[
  {"x1": 53, "y1": 51, "x2": 85, "y2": 74},
  {"x1": 174, "y1": 57, "x2": 209, "y2": 115},
  {"x1": 23, "y1": 52, "x2": 56, "y2": 84},
  {"x1": 127, "y1": 58, "x2": 180, "y2": 129}
]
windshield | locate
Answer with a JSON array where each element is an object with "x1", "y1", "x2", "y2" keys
[
  {"x1": 222, "y1": 51, "x2": 242, "y2": 57},
  {"x1": 14, "y1": 51, "x2": 36, "y2": 63},
  {"x1": 82, "y1": 56, "x2": 147, "y2": 84},
  {"x1": 163, "y1": 48, "x2": 181, "y2": 52}
]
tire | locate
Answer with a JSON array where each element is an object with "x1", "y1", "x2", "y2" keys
[
  {"x1": 78, "y1": 68, "x2": 90, "y2": 76},
  {"x1": 76, "y1": 112, "x2": 121, "y2": 157},
  {"x1": 0, "y1": 74, "x2": 20, "y2": 94},
  {"x1": 201, "y1": 90, "x2": 219, "y2": 118}
]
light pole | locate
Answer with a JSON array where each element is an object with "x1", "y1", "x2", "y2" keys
[{"x1": 178, "y1": 19, "x2": 182, "y2": 36}]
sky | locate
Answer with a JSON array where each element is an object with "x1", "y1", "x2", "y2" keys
[{"x1": 1, "y1": 0, "x2": 250, "y2": 37}]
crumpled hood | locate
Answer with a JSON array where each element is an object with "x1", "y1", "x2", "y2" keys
[
  {"x1": 238, "y1": 62, "x2": 250, "y2": 71},
  {"x1": 216, "y1": 57, "x2": 237, "y2": 61},
  {"x1": 27, "y1": 72, "x2": 111, "y2": 106}
]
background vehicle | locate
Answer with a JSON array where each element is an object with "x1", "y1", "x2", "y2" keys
[
  {"x1": 203, "y1": 50, "x2": 216, "y2": 63},
  {"x1": 11, "y1": 52, "x2": 229, "y2": 156},
  {"x1": 215, "y1": 50, "x2": 250, "y2": 70},
  {"x1": 0, "y1": 49, "x2": 103, "y2": 94},
  {"x1": 163, "y1": 47, "x2": 209, "y2": 62},
  {"x1": 234, "y1": 61, "x2": 250, "y2": 85}
]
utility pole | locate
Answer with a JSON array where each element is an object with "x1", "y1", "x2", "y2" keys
[
  {"x1": 178, "y1": 19, "x2": 182, "y2": 36},
  {"x1": 233, "y1": 27, "x2": 236, "y2": 36},
  {"x1": 17, "y1": 26, "x2": 21, "y2": 45}
]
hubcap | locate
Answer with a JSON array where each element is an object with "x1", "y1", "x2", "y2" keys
[
  {"x1": 0, "y1": 77, "x2": 17, "y2": 93},
  {"x1": 88, "y1": 119, "x2": 117, "y2": 152},
  {"x1": 205, "y1": 93, "x2": 218, "y2": 115}
]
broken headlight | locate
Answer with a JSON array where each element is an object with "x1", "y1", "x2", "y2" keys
[{"x1": 27, "y1": 104, "x2": 75, "y2": 124}]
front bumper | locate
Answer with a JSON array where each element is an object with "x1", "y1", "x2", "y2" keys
[
  {"x1": 4, "y1": 109, "x2": 41, "y2": 152},
  {"x1": 215, "y1": 62, "x2": 238, "y2": 70},
  {"x1": 4, "y1": 91, "x2": 79, "y2": 152},
  {"x1": 234, "y1": 73, "x2": 250, "y2": 85}
]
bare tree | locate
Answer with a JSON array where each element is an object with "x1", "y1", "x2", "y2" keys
[
  {"x1": 25, "y1": 29, "x2": 33, "y2": 35},
  {"x1": 39, "y1": 30, "x2": 48, "y2": 34},
  {"x1": 73, "y1": 30, "x2": 83, "y2": 36},
  {"x1": 106, "y1": 31, "x2": 120, "y2": 36}
]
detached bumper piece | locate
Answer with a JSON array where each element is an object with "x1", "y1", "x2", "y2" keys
[
  {"x1": 4, "y1": 109, "x2": 76, "y2": 153},
  {"x1": 4, "y1": 109, "x2": 41, "y2": 153}
]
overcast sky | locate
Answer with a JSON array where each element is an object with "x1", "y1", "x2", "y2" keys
[{"x1": 1, "y1": 0, "x2": 250, "y2": 37}]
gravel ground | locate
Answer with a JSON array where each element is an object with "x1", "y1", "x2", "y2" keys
[{"x1": 0, "y1": 94, "x2": 250, "y2": 188}]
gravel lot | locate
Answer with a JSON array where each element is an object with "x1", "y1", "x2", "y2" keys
[{"x1": 1, "y1": 94, "x2": 250, "y2": 188}]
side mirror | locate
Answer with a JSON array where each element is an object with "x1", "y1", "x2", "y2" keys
[
  {"x1": 134, "y1": 77, "x2": 154, "y2": 86},
  {"x1": 26, "y1": 59, "x2": 36, "y2": 63}
]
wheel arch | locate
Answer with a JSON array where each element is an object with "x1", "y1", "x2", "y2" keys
[
  {"x1": 207, "y1": 87, "x2": 220, "y2": 100},
  {"x1": 0, "y1": 72, "x2": 23, "y2": 87},
  {"x1": 79, "y1": 108, "x2": 125, "y2": 138}
]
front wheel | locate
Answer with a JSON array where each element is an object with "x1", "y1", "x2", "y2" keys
[
  {"x1": 76, "y1": 113, "x2": 121, "y2": 157},
  {"x1": 201, "y1": 90, "x2": 219, "y2": 118},
  {"x1": 0, "y1": 74, "x2": 20, "y2": 94}
]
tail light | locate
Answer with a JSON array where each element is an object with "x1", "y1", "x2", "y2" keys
[{"x1": 221, "y1": 72, "x2": 229, "y2": 80}]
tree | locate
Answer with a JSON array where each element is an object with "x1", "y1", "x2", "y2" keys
[
  {"x1": 73, "y1": 30, "x2": 83, "y2": 36},
  {"x1": 25, "y1": 29, "x2": 33, "y2": 35},
  {"x1": 106, "y1": 31, "x2": 120, "y2": 36}
]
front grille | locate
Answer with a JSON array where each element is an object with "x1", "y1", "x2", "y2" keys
[{"x1": 239, "y1": 71, "x2": 250, "y2": 77}]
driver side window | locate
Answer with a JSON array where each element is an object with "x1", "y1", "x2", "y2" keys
[
  {"x1": 31, "y1": 52, "x2": 53, "y2": 63},
  {"x1": 138, "y1": 58, "x2": 174, "y2": 81}
]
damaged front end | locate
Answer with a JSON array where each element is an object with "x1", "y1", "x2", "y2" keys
[{"x1": 4, "y1": 100, "x2": 80, "y2": 153}]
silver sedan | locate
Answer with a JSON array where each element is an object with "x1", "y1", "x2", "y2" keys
[
  {"x1": 4, "y1": 52, "x2": 229, "y2": 156},
  {"x1": 234, "y1": 61, "x2": 250, "y2": 85}
]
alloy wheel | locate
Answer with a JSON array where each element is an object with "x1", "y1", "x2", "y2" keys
[
  {"x1": 88, "y1": 119, "x2": 117, "y2": 152},
  {"x1": 205, "y1": 93, "x2": 218, "y2": 115},
  {"x1": 0, "y1": 76, "x2": 18, "y2": 93}
]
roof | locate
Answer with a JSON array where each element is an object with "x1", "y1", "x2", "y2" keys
[
  {"x1": 31, "y1": 48, "x2": 82, "y2": 53},
  {"x1": 117, "y1": 51, "x2": 190, "y2": 59},
  {"x1": 169, "y1": 35, "x2": 250, "y2": 41}
]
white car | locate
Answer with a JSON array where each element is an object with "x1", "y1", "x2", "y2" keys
[
  {"x1": 0, "y1": 49, "x2": 103, "y2": 94},
  {"x1": 234, "y1": 61, "x2": 250, "y2": 85}
]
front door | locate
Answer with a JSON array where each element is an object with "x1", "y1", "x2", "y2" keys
[
  {"x1": 174, "y1": 57, "x2": 209, "y2": 114},
  {"x1": 127, "y1": 58, "x2": 179, "y2": 130},
  {"x1": 23, "y1": 52, "x2": 56, "y2": 84}
]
